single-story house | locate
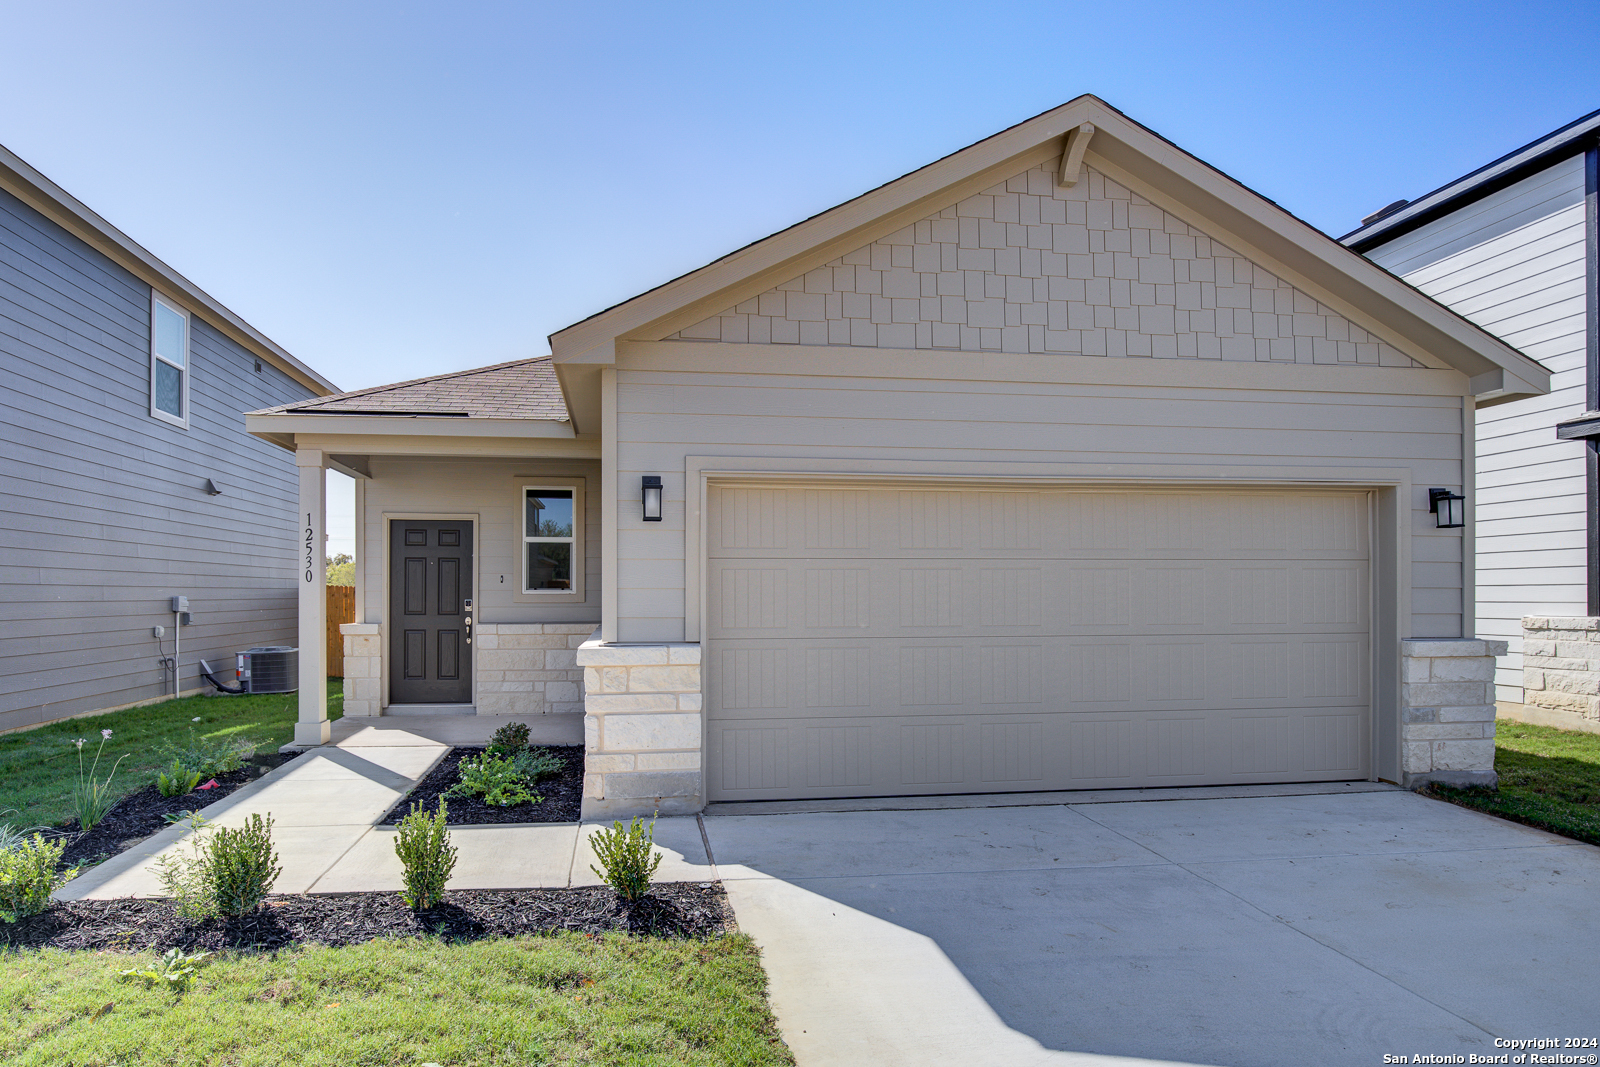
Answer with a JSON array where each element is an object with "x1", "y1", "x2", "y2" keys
[
  {"x1": 1, "y1": 141, "x2": 337, "y2": 733},
  {"x1": 1342, "y1": 108, "x2": 1600, "y2": 732},
  {"x1": 248, "y1": 95, "x2": 1549, "y2": 816}
]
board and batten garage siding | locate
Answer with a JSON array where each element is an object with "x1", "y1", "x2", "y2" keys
[
  {"x1": 0, "y1": 186, "x2": 316, "y2": 732},
  {"x1": 1365, "y1": 155, "x2": 1588, "y2": 701},
  {"x1": 357, "y1": 457, "x2": 602, "y2": 629},
  {"x1": 611, "y1": 357, "x2": 1466, "y2": 644}
]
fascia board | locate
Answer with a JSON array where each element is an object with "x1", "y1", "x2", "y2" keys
[
  {"x1": 0, "y1": 145, "x2": 338, "y2": 396},
  {"x1": 549, "y1": 97, "x2": 1549, "y2": 399},
  {"x1": 245, "y1": 412, "x2": 576, "y2": 439}
]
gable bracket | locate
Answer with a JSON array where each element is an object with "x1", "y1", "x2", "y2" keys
[{"x1": 1057, "y1": 123, "x2": 1096, "y2": 187}]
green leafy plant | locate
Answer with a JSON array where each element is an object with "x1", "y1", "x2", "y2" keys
[
  {"x1": 161, "y1": 809, "x2": 206, "y2": 826},
  {"x1": 119, "y1": 948, "x2": 211, "y2": 991},
  {"x1": 446, "y1": 754, "x2": 540, "y2": 807},
  {"x1": 513, "y1": 749, "x2": 566, "y2": 783},
  {"x1": 394, "y1": 798, "x2": 457, "y2": 909},
  {"x1": 0, "y1": 809, "x2": 45, "y2": 852},
  {"x1": 0, "y1": 834, "x2": 79, "y2": 923},
  {"x1": 155, "y1": 759, "x2": 204, "y2": 798},
  {"x1": 485, "y1": 721, "x2": 530, "y2": 758},
  {"x1": 208, "y1": 813, "x2": 281, "y2": 916},
  {"x1": 587, "y1": 816, "x2": 663, "y2": 903},
  {"x1": 156, "y1": 729, "x2": 259, "y2": 779},
  {"x1": 150, "y1": 813, "x2": 217, "y2": 921},
  {"x1": 71, "y1": 729, "x2": 127, "y2": 831}
]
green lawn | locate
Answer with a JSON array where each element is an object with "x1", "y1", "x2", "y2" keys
[
  {"x1": 0, "y1": 682, "x2": 342, "y2": 831},
  {"x1": 0, "y1": 933, "x2": 793, "y2": 1066},
  {"x1": 1432, "y1": 720, "x2": 1600, "y2": 846}
]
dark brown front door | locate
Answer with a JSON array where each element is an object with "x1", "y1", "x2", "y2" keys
[{"x1": 390, "y1": 520, "x2": 473, "y2": 704}]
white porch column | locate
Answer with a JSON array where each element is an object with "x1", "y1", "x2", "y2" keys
[{"x1": 295, "y1": 448, "x2": 329, "y2": 746}]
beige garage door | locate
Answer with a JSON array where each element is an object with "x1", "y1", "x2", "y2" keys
[{"x1": 705, "y1": 484, "x2": 1371, "y2": 802}]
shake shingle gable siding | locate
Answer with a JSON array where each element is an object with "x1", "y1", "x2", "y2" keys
[
  {"x1": 670, "y1": 164, "x2": 1422, "y2": 367},
  {"x1": 261, "y1": 357, "x2": 569, "y2": 421}
]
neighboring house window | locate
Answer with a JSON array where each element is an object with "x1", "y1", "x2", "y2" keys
[
  {"x1": 150, "y1": 293, "x2": 190, "y2": 427},
  {"x1": 523, "y1": 486, "x2": 579, "y2": 593}
]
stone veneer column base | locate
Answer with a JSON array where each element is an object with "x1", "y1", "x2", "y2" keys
[
  {"x1": 1399, "y1": 638, "x2": 1507, "y2": 790},
  {"x1": 340, "y1": 623, "x2": 382, "y2": 716},
  {"x1": 1521, "y1": 617, "x2": 1600, "y2": 730},
  {"x1": 576, "y1": 628, "x2": 703, "y2": 820}
]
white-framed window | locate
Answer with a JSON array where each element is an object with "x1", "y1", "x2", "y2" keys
[
  {"x1": 149, "y1": 293, "x2": 190, "y2": 427},
  {"x1": 522, "y1": 485, "x2": 580, "y2": 594}
]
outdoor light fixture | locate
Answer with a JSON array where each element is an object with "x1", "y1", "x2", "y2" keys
[
  {"x1": 1429, "y1": 488, "x2": 1465, "y2": 529},
  {"x1": 641, "y1": 476, "x2": 663, "y2": 522}
]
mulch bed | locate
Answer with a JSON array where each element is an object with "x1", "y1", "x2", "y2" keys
[
  {"x1": 3, "y1": 884, "x2": 731, "y2": 952},
  {"x1": 379, "y1": 746, "x2": 584, "y2": 826},
  {"x1": 50, "y1": 754, "x2": 294, "y2": 872}
]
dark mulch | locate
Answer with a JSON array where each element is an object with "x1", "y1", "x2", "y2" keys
[
  {"x1": 379, "y1": 746, "x2": 583, "y2": 826},
  {"x1": 49, "y1": 754, "x2": 293, "y2": 872},
  {"x1": 3, "y1": 884, "x2": 730, "y2": 953}
]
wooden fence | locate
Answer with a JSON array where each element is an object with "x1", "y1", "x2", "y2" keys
[{"x1": 326, "y1": 585, "x2": 355, "y2": 677}]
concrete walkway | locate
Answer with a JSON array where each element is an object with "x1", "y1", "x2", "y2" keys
[
  {"x1": 702, "y1": 789, "x2": 1600, "y2": 1067},
  {"x1": 57, "y1": 713, "x2": 707, "y2": 899}
]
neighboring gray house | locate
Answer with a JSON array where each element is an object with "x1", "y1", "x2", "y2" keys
[
  {"x1": 252, "y1": 96, "x2": 1549, "y2": 814},
  {"x1": 1345, "y1": 109, "x2": 1600, "y2": 731},
  {"x1": 0, "y1": 143, "x2": 338, "y2": 733}
]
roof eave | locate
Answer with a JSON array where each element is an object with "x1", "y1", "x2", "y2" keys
[{"x1": 245, "y1": 412, "x2": 576, "y2": 443}]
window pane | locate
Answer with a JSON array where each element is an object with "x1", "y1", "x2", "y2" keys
[
  {"x1": 526, "y1": 541, "x2": 572, "y2": 591},
  {"x1": 525, "y1": 490, "x2": 574, "y2": 538},
  {"x1": 154, "y1": 303, "x2": 186, "y2": 367},
  {"x1": 155, "y1": 360, "x2": 183, "y2": 417}
]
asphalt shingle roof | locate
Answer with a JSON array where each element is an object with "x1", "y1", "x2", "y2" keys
[{"x1": 252, "y1": 356, "x2": 568, "y2": 421}]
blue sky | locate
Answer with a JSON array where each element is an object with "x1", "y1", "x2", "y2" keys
[{"x1": 4, "y1": 0, "x2": 1597, "y2": 398}]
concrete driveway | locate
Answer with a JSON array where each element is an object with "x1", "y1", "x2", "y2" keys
[{"x1": 703, "y1": 787, "x2": 1600, "y2": 1067}]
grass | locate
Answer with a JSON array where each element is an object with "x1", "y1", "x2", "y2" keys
[
  {"x1": 0, "y1": 933, "x2": 794, "y2": 1066},
  {"x1": 0, "y1": 682, "x2": 342, "y2": 831},
  {"x1": 1432, "y1": 720, "x2": 1600, "y2": 846}
]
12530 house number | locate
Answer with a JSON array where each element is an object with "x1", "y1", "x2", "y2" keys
[{"x1": 305, "y1": 513, "x2": 316, "y2": 582}]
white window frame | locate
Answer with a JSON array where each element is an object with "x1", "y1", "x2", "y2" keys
[
  {"x1": 149, "y1": 292, "x2": 190, "y2": 428},
  {"x1": 518, "y1": 481, "x2": 584, "y2": 602}
]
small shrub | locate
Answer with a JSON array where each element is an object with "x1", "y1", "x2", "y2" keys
[
  {"x1": 486, "y1": 721, "x2": 530, "y2": 758},
  {"x1": 513, "y1": 749, "x2": 566, "y2": 783},
  {"x1": 150, "y1": 813, "x2": 217, "y2": 921},
  {"x1": 394, "y1": 797, "x2": 457, "y2": 909},
  {"x1": 158, "y1": 730, "x2": 260, "y2": 779},
  {"x1": 446, "y1": 754, "x2": 540, "y2": 807},
  {"x1": 207, "y1": 813, "x2": 281, "y2": 916},
  {"x1": 156, "y1": 759, "x2": 204, "y2": 798},
  {"x1": 119, "y1": 948, "x2": 210, "y2": 991},
  {"x1": 588, "y1": 816, "x2": 662, "y2": 902},
  {"x1": 0, "y1": 834, "x2": 79, "y2": 923},
  {"x1": 71, "y1": 729, "x2": 127, "y2": 831}
]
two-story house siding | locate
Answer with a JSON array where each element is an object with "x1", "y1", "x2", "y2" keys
[
  {"x1": 0, "y1": 145, "x2": 337, "y2": 732},
  {"x1": 1345, "y1": 110, "x2": 1599, "y2": 705}
]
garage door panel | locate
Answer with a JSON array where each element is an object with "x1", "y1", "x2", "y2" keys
[
  {"x1": 709, "y1": 487, "x2": 1367, "y2": 561},
  {"x1": 706, "y1": 485, "x2": 1372, "y2": 801},
  {"x1": 707, "y1": 558, "x2": 1370, "y2": 639}
]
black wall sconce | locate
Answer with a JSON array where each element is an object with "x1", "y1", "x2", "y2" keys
[
  {"x1": 642, "y1": 476, "x2": 663, "y2": 522},
  {"x1": 1429, "y1": 488, "x2": 1465, "y2": 529}
]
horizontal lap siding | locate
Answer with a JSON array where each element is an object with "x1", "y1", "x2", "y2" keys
[
  {"x1": 359, "y1": 457, "x2": 602, "y2": 629},
  {"x1": 0, "y1": 188, "x2": 316, "y2": 732},
  {"x1": 1366, "y1": 155, "x2": 1587, "y2": 701},
  {"x1": 614, "y1": 364, "x2": 1464, "y2": 642}
]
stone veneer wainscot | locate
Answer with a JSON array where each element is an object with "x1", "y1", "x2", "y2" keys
[
  {"x1": 1399, "y1": 638, "x2": 1506, "y2": 788},
  {"x1": 576, "y1": 630, "x2": 703, "y2": 819},
  {"x1": 1521, "y1": 616, "x2": 1600, "y2": 730}
]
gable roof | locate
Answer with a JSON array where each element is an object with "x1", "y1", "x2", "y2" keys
[
  {"x1": 0, "y1": 142, "x2": 338, "y2": 396},
  {"x1": 251, "y1": 356, "x2": 567, "y2": 420},
  {"x1": 547, "y1": 94, "x2": 1549, "y2": 428},
  {"x1": 1341, "y1": 107, "x2": 1600, "y2": 252}
]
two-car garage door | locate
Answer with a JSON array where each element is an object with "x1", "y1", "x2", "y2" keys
[{"x1": 705, "y1": 484, "x2": 1371, "y2": 802}]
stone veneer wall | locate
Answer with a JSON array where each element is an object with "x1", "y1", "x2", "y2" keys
[
  {"x1": 1399, "y1": 638, "x2": 1506, "y2": 788},
  {"x1": 340, "y1": 621, "x2": 592, "y2": 717},
  {"x1": 576, "y1": 630, "x2": 703, "y2": 819},
  {"x1": 1521, "y1": 617, "x2": 1600, "y2": 728}
]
